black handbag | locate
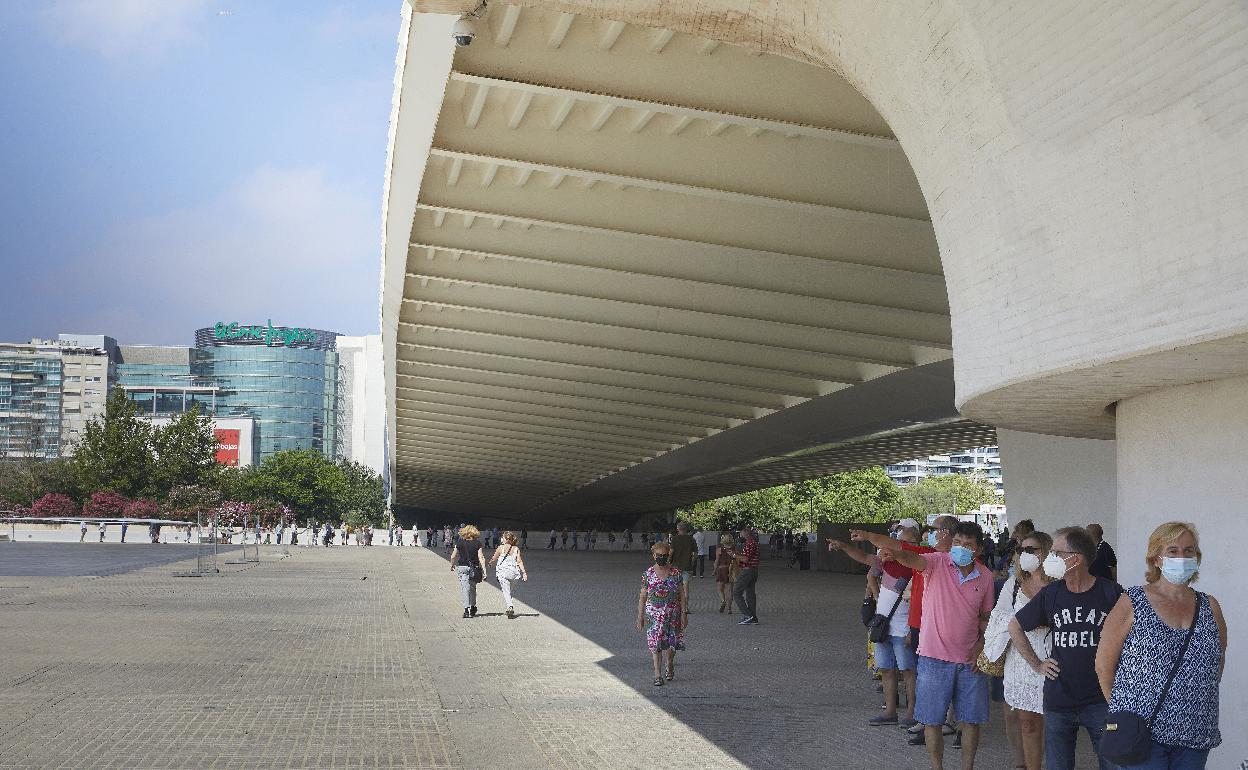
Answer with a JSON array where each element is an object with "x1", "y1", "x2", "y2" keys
[
  {"x1": 1102, "y1": 594, "x2": 1201, "y2": 766},
  {"x1": 470, "y1": 564, "x2": 484, "y2": 583},
  {"x1": 860, "y1": 596, "x2": 877, "y2": 627},
  {"x1": 867, "y1": 579, "x2": 909, "y2": 644}
]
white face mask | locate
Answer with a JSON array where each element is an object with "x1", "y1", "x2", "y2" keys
[
  {"x1": 1042, "y1": 552, "x2": 1070, "y2": 580},
  {"x1": 1018, "y1": 552, "x2": 1040, "y2": 574}
]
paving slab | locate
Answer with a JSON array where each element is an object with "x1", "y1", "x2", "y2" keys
[{"x1": 0, "y1": 544, "x2": 1100, "y2": 768}]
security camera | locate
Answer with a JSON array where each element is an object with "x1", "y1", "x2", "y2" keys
[{"x1": 453, "y1": 16, "x2": 477, "y2": 47}]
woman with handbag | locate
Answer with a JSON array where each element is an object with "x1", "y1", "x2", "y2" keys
[
  {"x1": 489, "y1": 531, "x2": 528, "y2": 619},
  {"x1": 449, "y1": 525, "x2": 487, "y2": 619},
  {"x1": 983, "y1": 531, "x2": 1054, "y2": 770},
  {"x1": 1095, "y1": 522, "x2": 1227, "y2": 769}
]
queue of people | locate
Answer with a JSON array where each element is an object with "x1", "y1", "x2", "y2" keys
[{"x1": 828, "y1": 518, "x2": 1226, "y2": 770}]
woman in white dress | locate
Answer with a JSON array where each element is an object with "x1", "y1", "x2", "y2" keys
[{"x1": 984, "y1": 531, "x2": 1053, "y2": 770}]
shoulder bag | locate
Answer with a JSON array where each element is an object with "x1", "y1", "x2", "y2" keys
[
  {"x1": 867, "y1": 578, "x2": 909, "y2": 643},
  {"x1": 978, "y1": 579, "x2": 1022, "y2": 678},
  {"x1": 1102, "y1": 593, "x2": 1201, "y2": 766}
]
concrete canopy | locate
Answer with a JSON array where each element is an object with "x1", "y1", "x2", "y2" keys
[{"x1": 382, "y1": 3, "x2": 988, "y2": 519}]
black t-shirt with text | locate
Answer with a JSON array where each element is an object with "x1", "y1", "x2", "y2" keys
[{"x1": 1014, "y1": 577, "x2": 1123, "y2": 711}]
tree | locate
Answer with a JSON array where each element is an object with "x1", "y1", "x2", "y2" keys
[
  {"x1": 337, "y1": 460, "x2": 386, "y2": 526},
  {"x1": 0, "y1": 457, "x2": 80, "y2": 508},
  {"x1": 244, "y1": 450, "x2": 347, "y2": 522},
  {"x1": 124, "y1": 498, "x2": 162, "y2": 520},
  {"x1": 149, "y1": 405, "x2": 218, "y2": 498},
  {"x1": 167, "y1": 484, "x2": 221, "y2": 523},
  {"x1": 82, "y1": 490, "x2": 128, "y2": 519},
  {"x1": 30, "y1": 492, "x2": 79, "y2": 519},
  {"x1": 71, "y1": 388, "x2": 153, "y2": 498},
  {"x1": 897, "y1": 473, "x2": 999, "y2": 522},
  {"x1": 786, "y1": 467, "x2": 901, "y2": 525}
]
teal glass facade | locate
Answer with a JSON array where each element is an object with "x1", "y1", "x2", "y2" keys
[
  {"x1": 200, "y1": 345, "x2": 338, "y2": 458},
  {"x1": 0, "y1": 348, "x2": 63, "y2": 459}
]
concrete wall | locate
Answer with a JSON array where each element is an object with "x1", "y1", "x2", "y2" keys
[
  {"x1": 997, "y1": 429, "x2": 1117, "y2": 545},
  {"x1": 1117, "y1": 375, "x2": 1246, "y2": 767}
]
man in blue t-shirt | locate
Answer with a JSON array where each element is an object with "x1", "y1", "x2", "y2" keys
[{"x1": 1010, "y1": 526, "x2": 1123, "y2": 770}]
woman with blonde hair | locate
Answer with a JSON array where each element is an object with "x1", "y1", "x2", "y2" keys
[
  {"x1": 714, "y1": 534, "x2": 735, "y2": 612},
  {"x1": 488, "y1": 531, "x2": 529, "y2": 619},
  {"x1": 449, "y1": 525, "x2": 487, "y2": 619},
  {"x1": 1095, "y1": 522, "x2": 1227, "y2": 769},
  {"x1": 636, "y1": 541, "x2": 688, "y2": 686},
  {"x1": 984, "y1": 530, "x2": 1054, "y2": 770}
]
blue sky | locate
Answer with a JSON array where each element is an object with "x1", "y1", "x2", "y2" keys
[{"x1": 0, "y1": 0, "x2": 400, "y2": 345}]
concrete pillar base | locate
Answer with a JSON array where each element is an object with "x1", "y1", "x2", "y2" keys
[
  {"x1": 996, "y1": 428, "x2": 1117, "y2": 544},
  {"x1": 1117, "y1": 375, "x2": 1246, "y2": 767}
]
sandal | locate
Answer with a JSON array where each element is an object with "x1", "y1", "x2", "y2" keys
[
  {"x1": 653, "y1": 677, "x2": 663, "y2": 687},
  {"x1": 665, "y1": 664, "x2": 675, "y2": 681}
]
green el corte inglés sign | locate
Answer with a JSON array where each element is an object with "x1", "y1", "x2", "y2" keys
[{"x1": 213, "y1": 320, "x2": 317, "y2": 347}]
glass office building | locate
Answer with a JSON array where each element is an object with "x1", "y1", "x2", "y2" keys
[
  {"x1": 0, "y1": 344, "x2": 64, "y2": 459},
  {"x1": 116, "y1": 324, "x2": 340, "y2": 461}
]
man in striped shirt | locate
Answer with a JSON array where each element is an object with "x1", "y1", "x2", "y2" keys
[{"x1": 726, "y1": 527, "x2": 761, "y2": 624}]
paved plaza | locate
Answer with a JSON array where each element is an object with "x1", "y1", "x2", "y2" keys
[{"x1": 0, "y1": 544, "x2": 1099, "y2": 769}]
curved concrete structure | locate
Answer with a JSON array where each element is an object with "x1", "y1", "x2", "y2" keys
[{"x1": 382, "y1": 4, "x2": 991, "y2": 518}]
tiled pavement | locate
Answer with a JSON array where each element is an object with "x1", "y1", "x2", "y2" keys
[{"x1": 0, "y1": 544, "x2": 1099, "y2": 768}]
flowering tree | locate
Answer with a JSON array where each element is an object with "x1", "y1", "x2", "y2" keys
[
  {"x1": 82, "y1": 490, "x2": 129, "y2": 519},
  {"x1": 30, "y1": 493, "x2": 78, "y2": 519},
  {"x1": 123, "y1": 498, "x2": 162, "y2": 520},
  {"x1": 250, "y1": 500, "x2": 291, "y2": 528},
  {"x1": 216, "y1": 501, "x2": 253, "y2": 529}
]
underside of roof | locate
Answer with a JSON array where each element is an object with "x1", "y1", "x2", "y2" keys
[{"x1": 384, "y1": 4, "x2": 989, "y2": 520}]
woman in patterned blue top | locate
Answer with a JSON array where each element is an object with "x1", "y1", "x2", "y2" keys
[{"x1": 1095, "y1": 522, "x2": 1229, "y2": 769}]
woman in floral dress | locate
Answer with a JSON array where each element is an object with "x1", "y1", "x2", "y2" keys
[{"x1": 635, "y1": 541, "x2": 688, "y2": 686}]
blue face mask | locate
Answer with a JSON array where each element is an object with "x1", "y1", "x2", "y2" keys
[
  {"x1": 926, "y1": 531, "x2": 939, "y2": 547},
  {"x1": 1160, "y1": 557, "x2": 1199, "y2": 585},
  {"x1": 950, "y1": 545, "x2": 974, "y2": 567}
]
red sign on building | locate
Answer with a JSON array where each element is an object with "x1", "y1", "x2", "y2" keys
[{"x1": 214, "y1": 429, "x2": 241, "y2": 466}]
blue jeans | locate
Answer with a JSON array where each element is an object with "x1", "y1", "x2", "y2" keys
[
  {"x1": 1118, "y1": 740, "x2": 1209, "y2": 770},
  {"x1": 1044, "y1": 703, "x2": 1118, "y2": 770}
]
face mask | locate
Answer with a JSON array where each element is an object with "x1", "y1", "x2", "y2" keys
[
  {"x1": 926, "y1": 531, "x2": 938, "y2": 547},
  {"x1": 950, "y1": 545, "x2": 974, "y2": 567},
  {"x1": 1018, "y1": 552, "x2": 1040, "y2": 574},
  {"x1": 1160, "y1": 557, "x2": 1198, "y2": 585},
  {"x1": 1042, "y1": 553, "x2": 1070, "y2": 580},
  {"x1": 889, "y1": 531, "x2": 900, "y2": 540},
  {"x1": 654, "y1": 554, "x2": 669, "y2": 566}
]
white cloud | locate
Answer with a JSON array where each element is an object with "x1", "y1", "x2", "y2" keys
[
  {"x1": 60, "y1": 165, "x2": 380, "y2": 343},
  {"x1": 41, "y1": 0, "x2": 210, "y2": 59}
]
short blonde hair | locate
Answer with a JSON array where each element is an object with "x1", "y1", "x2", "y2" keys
[
  {"x1": 651, "y1": 541, "x2": 672, "y2": 555},
  {"x1": 719, "y1": 534, "x2": 734, "y2": 546},
  {"x1": 503, "y1": 531, "x2": 518, "y2": 545},
  {"x1": 1145, "y1": 521, "x2": 1201, "y2": 584},
  {"x1": 458, "y1": 525, "x2": 480, "y2": 540}
]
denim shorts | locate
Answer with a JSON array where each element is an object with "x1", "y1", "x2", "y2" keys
[
  {"x1": 873, "y1": 635, "x2": 916, "y2": 671},
  {"x1": 915, "y1": 655, "x2": 990, "y2": 725}
]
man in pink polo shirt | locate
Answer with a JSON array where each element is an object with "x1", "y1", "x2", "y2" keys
[{"x1": 853, "y1": 521, "x2": 994, "y2": 770}]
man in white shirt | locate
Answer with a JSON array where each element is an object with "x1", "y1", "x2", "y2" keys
[
  {"x1": 693, "y1": 530, "x2": 708, "y2": 577},
  {"x1": 79, "y1": 520, "x2": 87, "y2": 542}
]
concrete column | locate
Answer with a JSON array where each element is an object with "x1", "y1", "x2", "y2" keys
[
  {"x1": 996, "y1": 428, "x2": 1117, "y2": 544},
  {"x1": 1116, "y1": 375, "x2": 1246, "y2": 767}
]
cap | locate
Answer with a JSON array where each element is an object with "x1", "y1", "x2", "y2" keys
[{"x1": 897, "y1": 518, "x2": 920, "y2": 530}]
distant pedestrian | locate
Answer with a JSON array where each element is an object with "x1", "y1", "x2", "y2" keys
[
  {"x1": 1086, "y1": 523, "x2": 1118, "y2": 583},
  {"x1": 489, "y1": 531, "x2": 529, "y2": 619},
  {"x1": 79, "y1": 520, "x2": 87, "y2": 542},
  {"x1": 714, "y1": 535, "x2": 735, "y2": 612},
  {"x1": 98, "y1": 522, "x2": 106, "y2": 542},
  {"x1": 119, "y1": 520, "x2": 128, "y2": 543},
  {"x1": 636, "y1": 541, "x2": 687, "y2": 686},
  {"x1": 571, "y1": 530, "x2": 579, "y2": 550},
  {"x1": 450, "y1": 525, "x2": 487, "y2": 618},
  {"x1": 561, "y1": 528, "x2": 569, "y2": 550},
  {"x1": 588, "y1": 529, "x2": 597, "y2": 551},
  {"x1": 724, "y1": 527, "x2": 760, "y2": 624},
  {"x1": 520, "y1": 529, "x2": 528, "y2": 549},
  {"x1": 276, "y1": 523, "x2": 284, "y2": 544},
  {"x1": 693, "y1": 529, "x2": 707, "y2": 577},
  {"x1": 608, "y1": 531, "x2": 617, "y2": 550},
  {"x1": 547, "y1": 528, "x2": 557, "y2": 549},
  {"x1": 322, "y1": 523, "x2": 333, "y2": 547},
  {"x1": 669, "y1": 523, "x2": 697, "y2": 600},
  {"x1": 624, "y1": 530, "x2": 632, "y2": 551}
]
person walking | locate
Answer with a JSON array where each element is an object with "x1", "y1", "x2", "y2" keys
[
  {"x1": 714, "y1": 534, "x2": 735, "y2": 612},
  {"x1": 724, "y1": 527, "x2": 760, "y2": 624},
  {"x1": 79, "y1": 520, "x2": 87, "y2": 542},
  {"x1": 119, "y1": 520, "x2": 128, "y2": 543},
  {"x1": 860, "y1": 522, "x2": 995, "y2": 770},
  {"x1": 635, "y1": 541, "x2": 687, "y2": 686},
  {"x1": 520, "y1": 529, "x2": 528, "y2": 549},
  {"x1": 984, "y1": 531, "x2": 1054, "y2": 770},
  {"x1": 98, "y1": 522, "x2": 106, "y2": 542},
  {"x1": 489, "y1": 531, "x2": 529, "y2": 619},
  {"x1": 1095, "y1": 522, "x2": 1227, "y2": 769},
  {"x1": 623, "y1": 529, "x2": 632, "y2": 551},
  {"x1": 1010, "y1": 526, "x2": 1123, "y2": 770},
  {"x1": 692, "y1": 529, "x2": 708, "y2": 577},
  {"x1": 547, "y1": 528, "x2": 557, "y2": 549},
  {"x1": 571, "y1": 530, "x2": 580, "y2": 551},
  {"x1": 561, "y1": 528, "x2": 569, "y2": 550},
  {"x1": 1086, "y1": 523, "x2": 1118, "y2": 583},
  {"x1": 669, "y1": 523, "x2": 697, "y2": 609},
  {"x1": 450, "y1": 525, "x2": 488, "y2": 618}
]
